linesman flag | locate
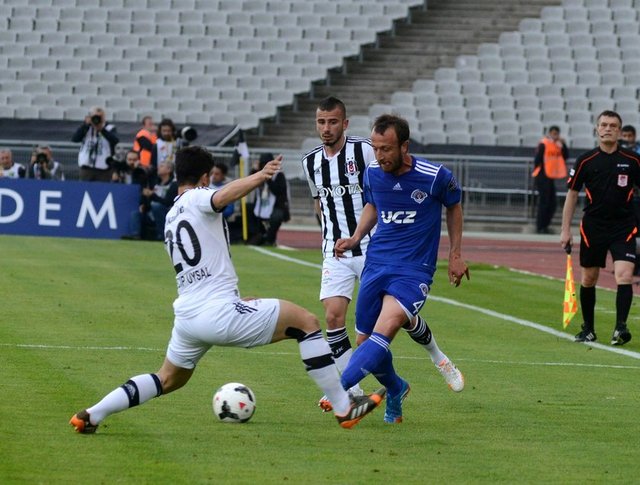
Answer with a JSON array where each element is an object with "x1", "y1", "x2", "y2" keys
[
  {"x1": 563, "y1": 245, "x2": 578, "y2": 328},
  {"x1": 233, "y1": 130, "x2": 251, "y2": 242}
]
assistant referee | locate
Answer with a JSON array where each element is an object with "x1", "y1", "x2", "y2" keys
[{"x1": 560, "y1": 110, "x2": 640, "y2": 346}]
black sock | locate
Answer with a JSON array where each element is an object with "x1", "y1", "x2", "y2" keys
[
  {"x1": 580, "y1": 285, "x2": 596, "y2": 330},
  {"x1": 616, "y1": 284, "x2": 633, "y2": 327}
]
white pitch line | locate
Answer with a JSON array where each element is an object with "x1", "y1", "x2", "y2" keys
[
  {"x1": 3, "y1": 343, "x2": 639, "y2": 370},
  {"x1": 0, "y1": 343, "x2": 162, "y2": 352},
  {"x1": 5, "y1": 248, "x2": 639, "y2": 364},
  {"x1": 251, "y1": 247, "x2": 640, "y2": 361}
]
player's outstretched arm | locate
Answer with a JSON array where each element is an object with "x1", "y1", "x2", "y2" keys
[
  {"x1": 560, "y1": 189, "x2": 579, "y2": 251},
  {"x1": 335, "y1": 202, "x2": 377, "y2": 257},
  {"x1": 212, "y1": 155, "x2": 283, "y2": 209},
  {"x1": 446, "y1": 203, "x2": 469, "y2": 287}
]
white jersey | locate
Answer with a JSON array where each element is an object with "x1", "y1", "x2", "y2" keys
[
  {"x1": 0, "y1": 163, "x2": 25, "y2": 178},
  {"x1": 301, "y1": 136, "x2": 375, "y2": 258},
  {"x1": 164, "y1": 187, "x2": 239, "y2": 319}
]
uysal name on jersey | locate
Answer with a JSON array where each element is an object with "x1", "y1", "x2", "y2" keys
[
  {"x1": 177, "y1": 267, "x2": 212, "y2": 289},
  {"x1": 317, "y1": 183, "x2": 362, "y2": 198}
]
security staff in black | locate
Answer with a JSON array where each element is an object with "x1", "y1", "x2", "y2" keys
[{"x1": 561, "y1": 110, "x2": 640, "y2": 346}]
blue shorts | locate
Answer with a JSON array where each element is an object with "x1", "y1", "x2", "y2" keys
[{"x1": 355, "y1": 264, "x2": 432, "y2": 336}]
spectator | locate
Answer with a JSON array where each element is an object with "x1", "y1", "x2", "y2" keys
[
  {"x1": 119, "y1": 150, "x2": 154, "y2": 240},
  {"x1": 532, "y1": 125, "x2": 569, "y2": 234},
  {"x1": 209, "y1": 161, "x2": 234, "y2": 220},
  {"x1": 112, "y1": 149, "x2": 147, "y2": 185},
  {"x1": 28, "y1": 146, "x2": 65, "y2": 181},
  {"x1": 561, "y1": 110, "x2": 640, "y2": 346},
  {"x1": 143, "y1": 160, "x2": 178, "y2": 241},
  {"x1": 133, "y1": 116, "x2": 157, "y2": 169},
  {"x1": 620, "y1": 125, "x2": 640, "y2": 154},
  {"x1": 252, "y1": 152, "x2": 290, "y2": 246},
  {"x1": 0, "y1": 149, "x2": 26, "y2": 178},
  {"x1": 151, "y1": 118, "x2": 178, "y2": 169},
  {"x1": 72, "y1": 107, "x2": 119, "y2": 182}
]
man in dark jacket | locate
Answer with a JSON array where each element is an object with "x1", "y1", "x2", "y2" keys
[{"x1": 253, "y1": 152, "x2": 290, "y2": 245}]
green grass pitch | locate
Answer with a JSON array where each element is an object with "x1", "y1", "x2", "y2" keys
[{"x1": 1, "y1": 235, "x2": 639, "y2": 483}]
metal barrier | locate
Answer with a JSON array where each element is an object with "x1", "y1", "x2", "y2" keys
[{"x1": 1, "y1": 140, "x2": 575, "y2": 226}]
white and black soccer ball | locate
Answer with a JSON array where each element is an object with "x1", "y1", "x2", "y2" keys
[{"x1": 212, "y1": 382, "x2": 256, "y2": 423}]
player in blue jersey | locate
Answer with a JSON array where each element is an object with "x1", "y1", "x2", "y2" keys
[{"x1": 335, "y1": 114, "x2": 469, "y2": 423}]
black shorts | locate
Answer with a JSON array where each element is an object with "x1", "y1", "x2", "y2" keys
[{"x1": 579, "y1": 217, "x2": 637, "y2": 268}]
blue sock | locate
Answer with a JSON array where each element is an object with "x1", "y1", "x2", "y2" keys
[{"x1": 341, "y1": 332, "x2": 404, "y2": 396}]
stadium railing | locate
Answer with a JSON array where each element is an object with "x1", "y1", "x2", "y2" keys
[{"x1": 0, "y1": 140, "x2": 580, "y2": 229}]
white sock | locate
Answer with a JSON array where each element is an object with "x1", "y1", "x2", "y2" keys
[
  {"x1": 406, "y1": 316, "x2": 447, "y2": 365},
  {"x1": 299, "y1": 331, "x2": 351, "y2": 415},
  {"x1": 87, "y1": 373, "x2": 162, "y2": 425}
]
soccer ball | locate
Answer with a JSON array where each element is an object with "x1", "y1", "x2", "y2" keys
[{"x1": 212, "y1": 382, "x2": 256, "y2": 423}]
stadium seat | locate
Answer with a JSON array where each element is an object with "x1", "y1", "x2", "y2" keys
[
  {"x1": 472, "y1": 133, "x2": 497, "y2": 145},
  {"x1": 496, "y1": 133, "x2": 522, "y2": 146},
  {"x1": 461, "y1": 82, "x2": 486, "y2": 97},
  {"x1": 468, "y1": 107, "x2": 492, "y2": 122},
  {"x1": 512, "y1": 84, "x2": 536, "y2": 97},
  {"x1": 565, "y1": 98, "x2": 590, "y2": 111},
  {"x1": 466, "y1": 96, "x2": 490, "y2": 111},
  {"x1": 567, "y1": 111, "x2": 592, "y2": 124},
  {"x1": 601, "y1": 72, "x2": 625, "y2": 85}
]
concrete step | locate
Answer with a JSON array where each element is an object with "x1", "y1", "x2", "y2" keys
[{"x1": 246, "y1": 0, "x2": 565, "y2": 149}]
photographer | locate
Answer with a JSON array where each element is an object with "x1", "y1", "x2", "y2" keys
[
  {"x1": 111, "y1": 150, "x2": 148, "y2": 185},
  {"x1": 28, "y1": 146, "x2": 65, "y2": 181},
  {"x1": 72, "y1": 107, "x2": 119, "y2": 182}
]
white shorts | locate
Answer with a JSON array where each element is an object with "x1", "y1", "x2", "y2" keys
[
  {"x1": 166, "y1": 298, "x2": 280, "y2": 369},
  {"x1": 319, "y1": 256, "x2": 365, "y2": 301}
]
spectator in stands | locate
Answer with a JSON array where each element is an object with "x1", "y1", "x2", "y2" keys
[
  {"x1": 0, "y1": 149, "x2": 26, "y2": 178},
  {"x1": 209, "y1": 161, "x2": 235, "y2": 220},
  {"x1": 620, "y1": 125, "x2": 640, "y2": 154},
  {"x1": 252, "y1": 152, "x2": 290, "y2": 246},
  {"x1": 151, "y1": 118, "x2": 178, "y2": 169},
  {"x1": 133, "y1": 116, "x2": 157, "y2": 169},
  {"x1": 112, "y1": 149, "x2": 144, "y2": 184},
  {"x1": 72, "y1": 107, "x2": 119, "y2": 182},
  {"x1": 121, "y1": 150, "x2": 154, "y2": 240},
  {"x1": 532, "y1": 125, "x2": 569, "y2": 234},
  {"x1": 28, "y1": 146, "x2": 65, "y2": 181},
  {"x1": 142, "y1": 160, "x2": 178, "y2": 241}
]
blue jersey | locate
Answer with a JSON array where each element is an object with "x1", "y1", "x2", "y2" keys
[{"x1": 363, "y1": 155, "x2": 462, "y2": 274}]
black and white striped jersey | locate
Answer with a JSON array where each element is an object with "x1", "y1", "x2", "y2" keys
[{"x1": 301, "y1": 136, "x2": 376, "y2": 258}]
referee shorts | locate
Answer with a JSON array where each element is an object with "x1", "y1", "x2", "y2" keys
[{"x1": 579, "y1": 217, "x2": 637, "y2": 268}]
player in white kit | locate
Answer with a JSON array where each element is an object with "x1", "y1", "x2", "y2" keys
[{"x1": 70, "y1": 146, "x2": 384, "y2": 433}]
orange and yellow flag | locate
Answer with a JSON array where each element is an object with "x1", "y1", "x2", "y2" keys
[{"x1": 563, "y1": 248, "x2": 577, "y2": 328}]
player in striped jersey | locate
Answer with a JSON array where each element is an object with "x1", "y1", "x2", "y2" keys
[
  {"x1": 301, "y1": 97, "x2": 376, "y2": 408},
  {"x1": 335, "y1": 114, "x2": 469, "y2": 423}
]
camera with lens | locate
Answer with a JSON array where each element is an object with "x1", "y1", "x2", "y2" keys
[
  {"x1": 91, "y1": 114, "x2": 103, "y2": 125},
  {"x1": 35, "y1": 153, "x2": 48, "y2": 165}
]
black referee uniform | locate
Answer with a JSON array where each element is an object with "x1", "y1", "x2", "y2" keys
[{"x1": 568, "y1": 145, "x2": 640, "y2": 343}]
